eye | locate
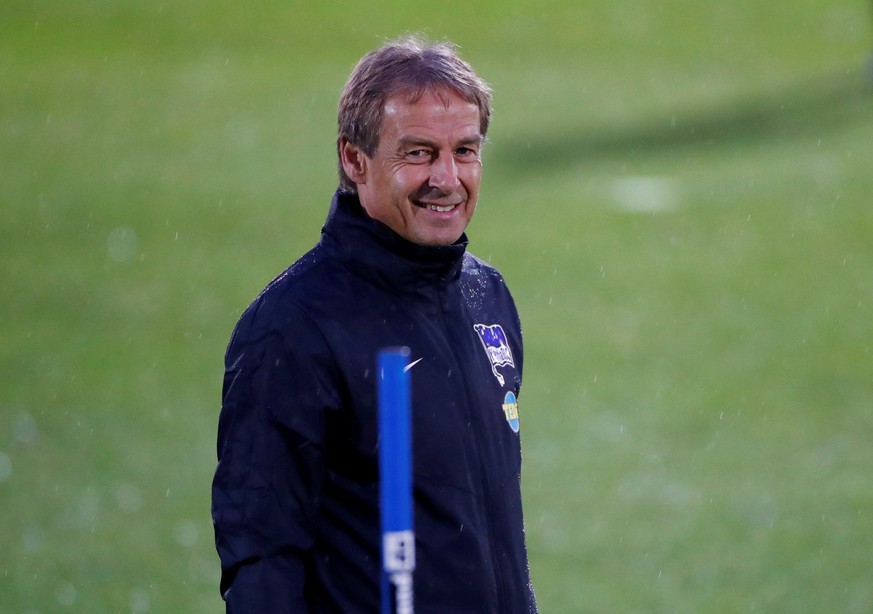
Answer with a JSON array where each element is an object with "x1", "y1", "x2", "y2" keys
[
  {"x1": 405, "y1": 149, "x2": 431, "y2": 162},
  {"x1": 455, "y1": 146, "x2": 479, "y2": 160}
]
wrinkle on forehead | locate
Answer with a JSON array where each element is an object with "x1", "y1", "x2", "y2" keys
[
  {"x1": 385, "y1": 86, "x2": 475, "y2": 118},
  {"x1": 382, "y1": 90, "x2": 479, "y2": 125}
]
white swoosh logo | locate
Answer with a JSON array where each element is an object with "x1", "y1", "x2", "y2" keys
[{"x1": 403, "y1": 357, "x2": 424, "y2": 373}]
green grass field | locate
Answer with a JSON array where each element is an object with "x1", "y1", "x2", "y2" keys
[{"x1": 2, "y1": 1, "x2": 872, "y2": 611}]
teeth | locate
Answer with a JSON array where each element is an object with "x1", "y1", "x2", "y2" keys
[{"x1": 428, "y1": 204, "x2": 455, "y2": 212}]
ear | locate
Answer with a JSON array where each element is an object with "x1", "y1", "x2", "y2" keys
[{"x1": 339, "y1": 137, "x2": 369, "y2": 186}]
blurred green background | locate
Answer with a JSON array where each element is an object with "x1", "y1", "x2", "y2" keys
[{"x1": 2, "y1": 1, "x2": 872, "y2": 612}]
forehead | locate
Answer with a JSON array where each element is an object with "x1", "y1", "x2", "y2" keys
[{"x1": 380, "y1": 89, "x2": 481, "y2": 138}]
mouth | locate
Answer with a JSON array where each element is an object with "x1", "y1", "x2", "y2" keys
[
  {"x1": 421, "y1": 202, "x2": 458, "y2": 213},
  {"x1": 411, "y1": 195, "x2": 464, "y2": 213},
  {"x1": 411, "y1": 185, "x2": 466, "y2": 215}
]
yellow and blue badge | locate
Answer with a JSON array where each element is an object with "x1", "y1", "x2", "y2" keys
[{"x1": 502, "y1": 391, "x2": 520, "y2": 433}]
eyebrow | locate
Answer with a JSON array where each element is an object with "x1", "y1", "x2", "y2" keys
[{"x1": 397, "y1": 134, "x2": 484, "y2": 149}]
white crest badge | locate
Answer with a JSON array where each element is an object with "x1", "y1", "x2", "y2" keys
[{"x1": 473, "y1": 323, "x2": 515, "y2": 386}]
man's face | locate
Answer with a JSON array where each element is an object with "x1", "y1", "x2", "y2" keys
[{"x1": 342, "y1": 89, "x2": 483, "y2": 247}]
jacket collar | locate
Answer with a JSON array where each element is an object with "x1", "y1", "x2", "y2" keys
[{"x1": 320, "y1": 189, "x2": 468, "y2": 294}]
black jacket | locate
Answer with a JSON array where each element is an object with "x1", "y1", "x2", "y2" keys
[{"x1": 212, "y1": 190, "x2": 536, "y2": 613}]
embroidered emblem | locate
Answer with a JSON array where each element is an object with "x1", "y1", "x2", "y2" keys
[
  {"x1": 502, "y1": 391, "x2": 520, "y2": 432},
  {"x1": 473, "y1": 323, "x2": 515, "y2": 386}
]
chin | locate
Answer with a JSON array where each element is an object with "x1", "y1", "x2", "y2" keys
[{"x1": 418, "y1": 231, "x2": 464, "y2": 247}]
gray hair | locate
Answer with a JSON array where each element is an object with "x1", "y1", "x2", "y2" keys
[{"x1": 337, "y1": 35, "x2": 493, "y2": 192}]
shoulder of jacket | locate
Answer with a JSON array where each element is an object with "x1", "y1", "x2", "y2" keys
[
  {"x1": 232, "y1": 244, "x2": 334, "y2": 343},
  {"x1": 462, "y1": 252, "x2": 504, "y2": 279}
]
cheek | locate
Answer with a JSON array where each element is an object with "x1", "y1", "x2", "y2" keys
[
  {"x1": 462, "y1": 165, "x2": 482, "y2": 193},
  {"x1": 394, "y1": 168, "x2": 430, "y2": 195}
]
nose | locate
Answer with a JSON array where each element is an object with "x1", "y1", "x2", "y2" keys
[{"x1": 428, "y1": 154, "x2": 460, "y2": 193}]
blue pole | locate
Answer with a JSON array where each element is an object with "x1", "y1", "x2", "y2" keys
[{"x1": 378, "y1": 347, "x2": 415, "y2": 614}]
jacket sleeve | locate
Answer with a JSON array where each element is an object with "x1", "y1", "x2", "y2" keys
[{"x1": 211, "y1": 302, "x2": 340, "y2": 612}]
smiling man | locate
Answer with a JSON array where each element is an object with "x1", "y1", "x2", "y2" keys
[
  {"x1": 212, "y1": 36, "x2": 537, "y2": 613},
  {"x1": 340, "y1": 88, "x2": 483, "y2": 247}
]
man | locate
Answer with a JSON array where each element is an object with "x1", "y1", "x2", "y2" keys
[{"x1": 212, "y1": 36, "x2": 537, "y2": 613}]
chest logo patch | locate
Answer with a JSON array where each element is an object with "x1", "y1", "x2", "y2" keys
[
  {"x1": 502, "y1": 391, "x2": 520, "y2": 432},
  {"x1": 473, "y1": 323, "x2": 515, "y2": 386}
]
